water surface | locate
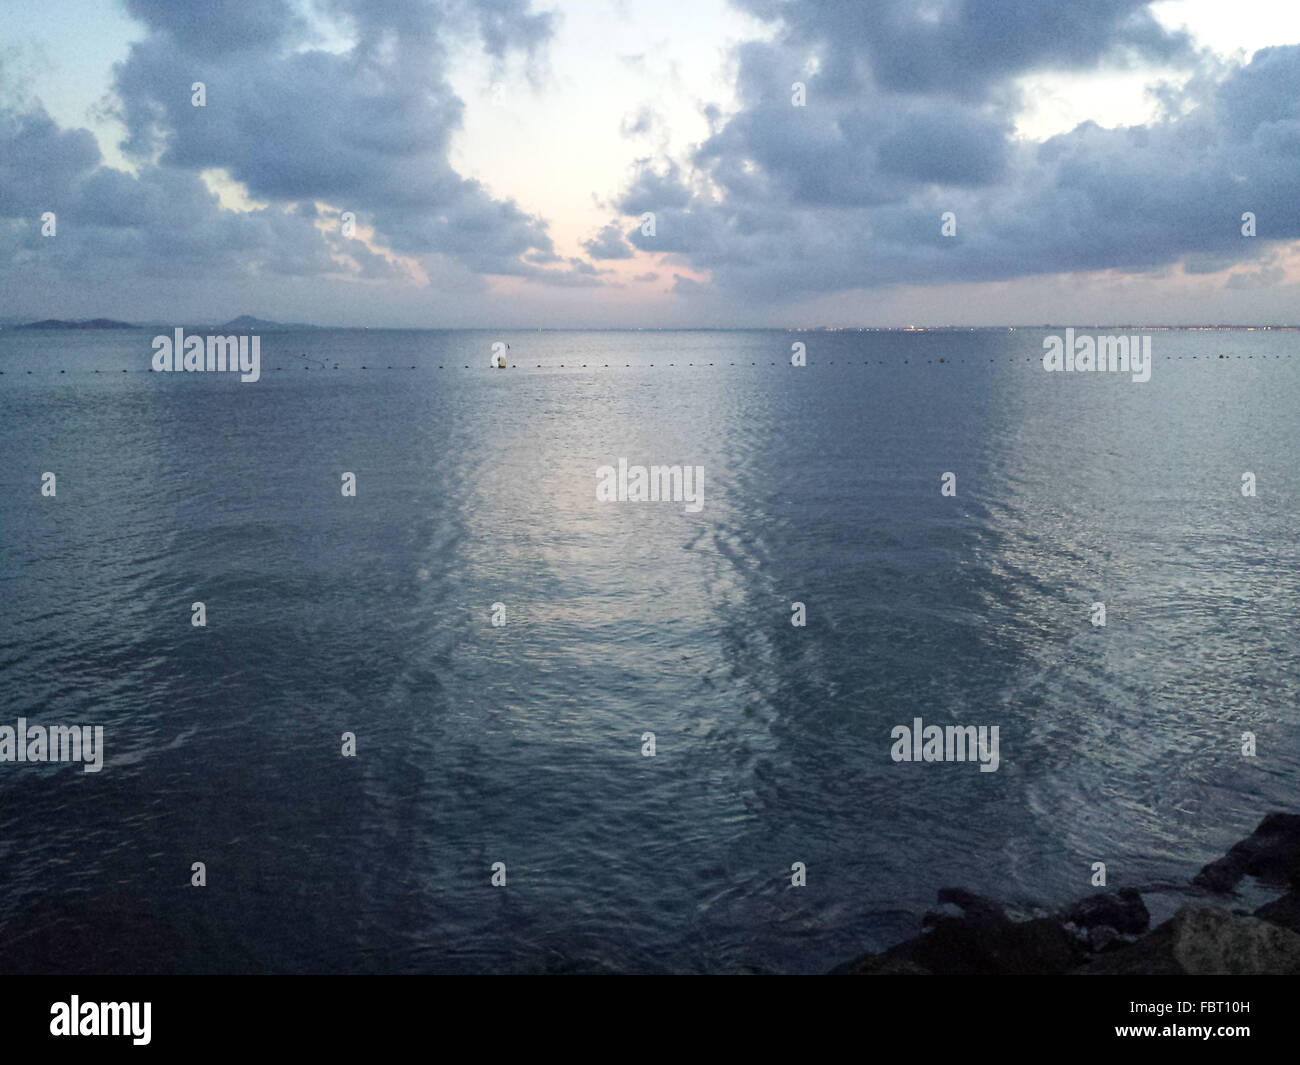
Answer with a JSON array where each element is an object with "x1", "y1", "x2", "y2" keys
[{"x1": 1, "y1": 327, "x2": 1297, "y2": 972}]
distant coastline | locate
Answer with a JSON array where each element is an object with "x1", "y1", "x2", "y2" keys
[
  {"x1": 4, "y1": 320, "x2": 1300, "y2": 333},
  {"x1": 15, "y1": 318, "x2": 139, "y2": 330},
  {"x1": 3, "y1": 315, "x2": 317, "y2": 332}
]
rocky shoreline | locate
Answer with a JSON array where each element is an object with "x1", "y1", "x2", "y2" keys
[{"x1": 832, "y1": 812, "x2": 1300, "y2": 974}]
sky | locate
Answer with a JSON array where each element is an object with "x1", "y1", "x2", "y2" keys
[{"x1": 3, "y1": 0, "x2": 1300, "y2": 327}]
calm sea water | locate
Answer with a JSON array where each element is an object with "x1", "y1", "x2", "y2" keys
[{"x1": 1, "y1": 327, "x2": 1297, "y2": 973}]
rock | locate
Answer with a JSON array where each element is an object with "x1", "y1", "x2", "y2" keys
[
  {"x1": 925, "y1": 888, "x2": 1008, "y2": 929},
  {"x1": 901, "y1": 915, "x2": 1084, "y2": 974},
  {"x1": 1086, "y1": 924, "x2": 1121, "y2": 953},
  {"x1": 1059, "y1": 888, "x2": 1149, "y2": 935},
  {"x1": 831, "y1": 954, "x2": 931, "y2": 975},
  {"x1": 920, "y1": 902, "x2": 965, "y2": 930},
  {"x1": 836, "y1": 888, "x2": 1086, "y2": 975},
  {"x1": 1171, "y1": 906, "x2": 1300, "y2": 974},
  {"x1": 1075, "y1": 918, "x2": 1182, "y2": 974},
  {"x1": 1081, "y1": 905, "x2": 1300, "y2": 975},
  {"x1": 835, "y1": 812, "x2": 1300, "y2": 974},
  {"x1": 1193, "y1": 812, "x2": 1300, "y2": 893},
  {"x1": 1254, "y1": 891, "x2": 1300, "y2": 934}
]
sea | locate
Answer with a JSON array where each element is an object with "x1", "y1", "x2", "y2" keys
[{"x1": 0, "y1": 326, "x2": 1297, "y2": 973}]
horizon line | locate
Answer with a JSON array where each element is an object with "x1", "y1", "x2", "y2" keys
[{"x1": 7, "y1": 320, "x2": 1300, "y2": 332}]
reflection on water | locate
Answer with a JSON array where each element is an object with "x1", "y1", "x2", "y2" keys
[{"x1": 0, "y1": 328, "x2": 1297, "y2": 972}]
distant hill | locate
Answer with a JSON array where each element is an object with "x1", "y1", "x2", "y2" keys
[
  {"x1": 17, "y1": 318, "x2": 139, "y2": 330},
  {"x1": 4, "y1": 315, "x2": 318, "y2": 332},
  {"x1": 216, "y1": 315, "x2": 317, "y2": 330}
]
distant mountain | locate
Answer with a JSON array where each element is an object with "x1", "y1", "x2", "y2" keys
[
  {"x1": 3, "y1": 315, "x2": 319, "y2": 332},
  {"x1": 17, "y1": 318, "x2": 139, "y2": 330},
  {"x1": 215, "y1": 315, "x2": 317, "y2": 330}
]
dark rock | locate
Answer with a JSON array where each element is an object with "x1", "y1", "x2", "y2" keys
[
  {"x1": 1255, "y1": 891, "x2": 1300, "y2": 934},
  {"x1": 1081, "y1": 905, "x2": 1300, "y2": 975},
  {"x1": 920, "y1": 902, "x2": 964, "y2": 931},
  {"x1": 1059, "y1": 888, "x2": 1149, "y2": 935},
  {"x1": 892, "y1": 915, "x2": 1084, "y2": 974},
  {"x1": 1076, "y1": 917, "x2": 1182, "y2": 975},
  {"x1": 1195, "y1": 861, "x2": 1240, "y2": 893},
  {"x1": 832, "y1": 954, "x2": 932, "y2": 975},
  {"x1": 1172, "y1": 906, "x2": 1300, "y2": 973},
  {"x1": 836, "y1": 813, "x2": 1300, "y2": 974},
  {"x1": 1193, "y1": 813, "x2": 1300, "y2": 893},
  {"x1": 927, "y1": 888, "x2": 1008, "y2": 929},
  {"x1": 1086, "y1": 925, "x2": 1121, "y2": 953},
  {"x1": 836, "y1": 888, "x2": 1086, "y2": 975}
]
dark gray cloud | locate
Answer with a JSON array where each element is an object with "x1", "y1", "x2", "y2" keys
[
  {"x1": 0, "y1": 110, "x2": 100, "y2": 216},
  {"x1": 5, "y1": 0, "x2": 1297, "y2": 318},
  {"x1": 732, "y1": 0, "x2": 1196, "y2": 99},
  {"x1": 607, "y1": 1, "x2": 1298, "y2": 300},
  {"x1": 583, "y1": 221, "x2": 635, "y2": 259},
  {"x1": 121, "y1": 0, "x2": 305, "y2": 55},
  {"x1": 519, "y1": 257, "x2": 610, "y2": 286},
  {"x1": 107, "y1": 0, "x2": 563, "y2": 277},
  {"x1": 616, "y1": 158, "x2": 693, "y2": 211},
  {"x1": 0, "y1": 0, "x2": 580, "y2": 297},
  {"x1": 0, "y1": 106, "x2": 344, "y2": 281}
]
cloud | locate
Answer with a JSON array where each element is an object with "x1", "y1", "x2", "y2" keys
[
  {"x1": 520, "y1": 258, "x2": 609, "y2": 286},
  {"x1": 0, "y1": 104, "x2": 346, "y2": 281},
  {"x1": 0, "y1": 0, "x2": 575, "y2": 293},
  {"x1": 471, "y1": 0, "x2": 557, "y2": 61},
  {"x1": 620, "y1": 105, "x2": 656, "y2": 137},
  {"x1": 601, "y1": 2, "x2": 1300, "y2": 301},
  {"x1": 121, "y1": 0, "x2": 305, "y2": 55},
  {"x1": 0, "y1": 110, "x2": 101, "y2": 216},
  {"x1": 7, "y1": 0, "x2": 1298, "y2": 321},
  {"x1": 583, "y1": 220, "x2": 636, "y2": 259},
  {"x1": 731, "y1": 0, "x2": 1197, "y2": 100}
]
